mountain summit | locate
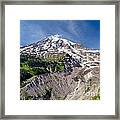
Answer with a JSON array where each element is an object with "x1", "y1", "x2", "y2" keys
[
  {"x1": 20, "y1": 35, "x2": 100, "y2": 100},
  {"x1": 21, "y1": 34, "x2": 99, "y2": 62}
]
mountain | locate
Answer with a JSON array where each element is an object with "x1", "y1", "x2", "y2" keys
[
  {"x1": 20, "y1": 34, "x2": 100, "y2": 100},
  {"x1": 21, "y1": 34, "x2": 99, "y2": 60}
]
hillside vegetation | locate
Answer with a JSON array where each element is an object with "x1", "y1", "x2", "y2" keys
[{"x1": 20, "y1": 54, "x2": 65, "y2": 87}]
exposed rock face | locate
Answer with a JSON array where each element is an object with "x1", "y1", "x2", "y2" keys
[
  {"x1": 20, "y1": 66, "x2": 100, "y2": 100},
  {"x1": 20, "y1": 35, "x2": 100, "y2": 100}
]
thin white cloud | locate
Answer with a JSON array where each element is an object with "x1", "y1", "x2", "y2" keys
[{"x1": 68, "y1": 21, "x2": 80, "y2": 37}]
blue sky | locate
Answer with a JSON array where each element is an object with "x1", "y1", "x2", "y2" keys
[{"x1": 20, "y1": 20, "x2": 100, "y2": 49}]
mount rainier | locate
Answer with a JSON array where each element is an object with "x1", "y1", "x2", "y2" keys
[{"x1": 20, "y1": 34, "x2": 100, "y2": 100}]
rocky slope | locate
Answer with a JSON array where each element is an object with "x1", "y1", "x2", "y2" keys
[{"x1": 20, "y1": 34, "x2": 100, "y2": 100}]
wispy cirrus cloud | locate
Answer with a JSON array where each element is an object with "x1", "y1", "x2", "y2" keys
[{"x1": 67, "y1": 21, "x2": 80, "y2": 36}]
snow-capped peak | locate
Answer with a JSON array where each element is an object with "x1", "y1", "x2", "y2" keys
[
  {"x1": 20, "y1": 34, "x2": 100, "y2": 65},
  {"x1": 53, "y1": 34, "x2": 62, "y2": 38},
  {"x1": 21, "y1": 34, "x2": 83, "y2": 57},
  {"x1": 47, "y1": 34, "x2": 75, "y2": 45},
  {"x1": 48, "y1": 34, "x2": 62, "y2": 40}
]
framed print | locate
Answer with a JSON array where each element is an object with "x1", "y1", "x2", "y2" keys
[{"x1": 0, "y1": 0, "x2": 120, "y2": 119}]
